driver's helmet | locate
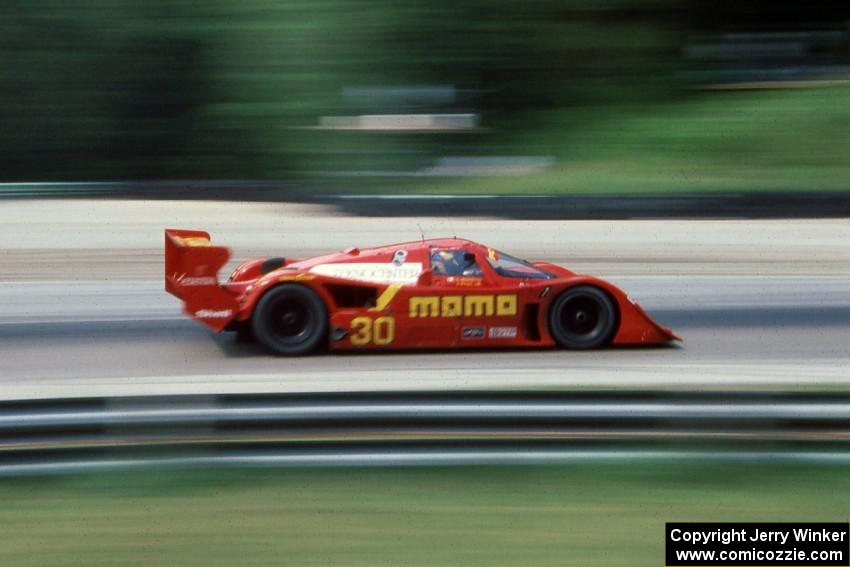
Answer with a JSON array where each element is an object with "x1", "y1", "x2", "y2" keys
[
  {"x1": 432, "y1": 249, "x2": 480, "y2": 276},
  {"x1": 431, "y1": 249, "x2": 463, "y2": 275}
]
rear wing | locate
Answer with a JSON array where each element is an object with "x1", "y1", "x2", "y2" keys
[{"x1": 165, "y1": 228, "x2": 238, "y2": 332}]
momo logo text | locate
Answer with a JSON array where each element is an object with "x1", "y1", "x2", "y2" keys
[{"x1": 409, "y1": 294, "x2": 517, "y2": 318}]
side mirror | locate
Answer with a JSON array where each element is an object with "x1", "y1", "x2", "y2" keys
[{"x1": 417, "y1": 269, "x2": 433, "y2": 286}]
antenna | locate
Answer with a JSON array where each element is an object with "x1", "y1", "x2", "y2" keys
[
  {"x1": 442, "y1": 203, "x2": 456, "y2": 240},
  {"x1": 416, "y1": 223, "x2": 425, "y2": 242}
]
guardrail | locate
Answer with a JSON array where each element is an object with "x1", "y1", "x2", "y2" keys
[
  {"x1": 2, "y1": 181, "x2": 849, "y2": 218},
  {"x1": 1, "y1": 391, "x2": 849, "y2": 474}
]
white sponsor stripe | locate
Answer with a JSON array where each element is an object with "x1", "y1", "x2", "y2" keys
[{"x1": 309, "y1": 262, "x2": 422, "y2": 284}]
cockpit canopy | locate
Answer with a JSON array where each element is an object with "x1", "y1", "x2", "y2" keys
[{"x1": 429, "y1": 245, "x2": 552, "y2": 279}]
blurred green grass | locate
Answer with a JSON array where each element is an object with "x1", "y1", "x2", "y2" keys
[
  {"x1": 3, "y1": 1, "x2": 849, "y2": 193},
  {"x1": 337, "y1": 84, "x2": 850, "y2": 195},
  {"x1": 1, "y1": 461, "x2": 848, "y2": 566}
]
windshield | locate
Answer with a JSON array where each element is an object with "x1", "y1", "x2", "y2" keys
[{"x1": 485, "y1": 249, "x2": 552, "y2": 279}]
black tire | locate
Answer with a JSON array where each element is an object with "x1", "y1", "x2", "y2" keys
[
  {"x1": 251, "y1": 284, "x2": 328, "y2": 356},
  {"x1": 548, "y1": 286, "x2": 618, "y2": 349}
]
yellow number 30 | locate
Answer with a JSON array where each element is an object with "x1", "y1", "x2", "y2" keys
[{"x1": 350, "y1": 316, "x2": 395, "y2": 346}]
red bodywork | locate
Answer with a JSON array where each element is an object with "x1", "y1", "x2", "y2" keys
[{"x1": 165, "y1": 229, "x2": 679, "y2": 350}]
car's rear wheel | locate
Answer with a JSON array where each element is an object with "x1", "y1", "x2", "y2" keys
[
  {"x1": 548, "y1": 286, "x2": 618, "y2": 349},
  {"x1": 251, "y1": 284, "x2": 328, "y2": 355}
]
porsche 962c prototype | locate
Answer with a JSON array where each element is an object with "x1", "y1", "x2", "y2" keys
[{"x1": 165, "y1": 229, "x2": 679, "y2": 355}]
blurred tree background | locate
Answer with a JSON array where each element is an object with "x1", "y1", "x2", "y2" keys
[{"x1": 0, "y1": 0, "x2": 848, "y2": 192}]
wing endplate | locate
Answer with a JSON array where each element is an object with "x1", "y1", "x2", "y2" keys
[{"x1": 165, "y1": 228, "x2": 238, "y2": 332}]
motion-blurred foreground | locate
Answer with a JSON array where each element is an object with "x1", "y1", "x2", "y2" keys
[
  {"x1": 2, "y1": 464, "x2": 850, "y2": 567},
  {"x1": 2, "y1": 0, "x2": 850, "y2": 194}
]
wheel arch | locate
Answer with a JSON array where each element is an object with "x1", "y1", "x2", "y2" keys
[
  {"x1": 543, "y1": 275, "x2": 678, "y2": 346},
  {"x1": 237, "y1": 272, "x2": 336, "y2": 323},
  {"x1": 545, "y1": 280, "x2": 621, "y2": 348},
  {"x1": 249, "y1": 281, "x2": 331, "y2": 356},
  {"x1": 540, "y1": 277, "x2": 622, "y2": 336}
]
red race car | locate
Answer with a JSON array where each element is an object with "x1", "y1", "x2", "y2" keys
[{"x1": 165, "y1": 229, "x2": 679, "y2": 355}]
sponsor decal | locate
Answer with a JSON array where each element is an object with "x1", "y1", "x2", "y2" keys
[
  {"x1": 409, "y1": 294, "x2": 517, "y2": 318},
  {"x1": 462, "y1": 326, "x2": 485, "y2": 339},
  {"x1": 392, "y1": 249, "x2": 408, "y2": 266},
  {"x1": 488, "y1": 326, "x2": 517, "y2": 339},
  {"x1": 173, "y1": 236, "x2": 211, "y2": 247},
  {"x1": 310, "y1": 262, "x2": 423, "y2": 284},
  {"x1": 194, "y1": 309, "x2": 233, "y2": 319},
  {"x1": 178, "y1": 276, "x2": 217, "y2": 286},
  {"x1": 446, "y1": 277, "x2": 483, "y2": 287},
  {"x1": 277, "y1": 273, "x2": 316, "y2": 282}
]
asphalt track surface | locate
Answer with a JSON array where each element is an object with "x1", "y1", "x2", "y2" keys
[{"x1": 0, "y1": 200, "x2": 847, "y2": 399}]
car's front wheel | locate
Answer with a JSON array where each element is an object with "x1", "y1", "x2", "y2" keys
[
  {"x1": 548, "y1": 286, "x2": 618, "y2": 349},
  {"x1": 251, "y1": 284, "x2": 328, "y2": 355}
]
